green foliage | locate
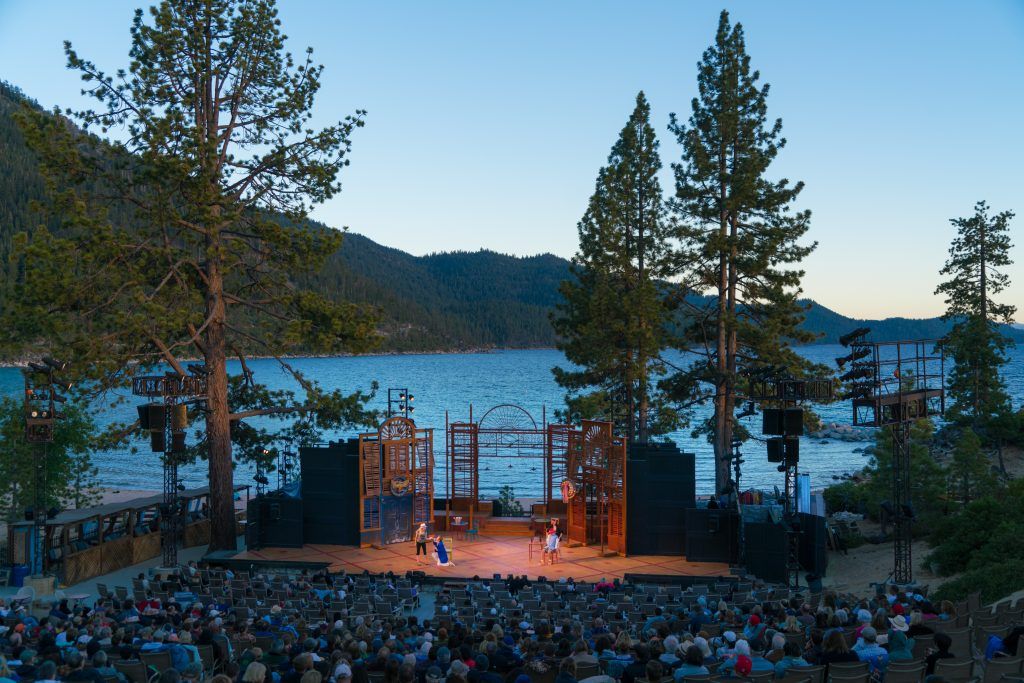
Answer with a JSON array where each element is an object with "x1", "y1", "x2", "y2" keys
[
  {"x1": 496, "y1": 485, "x2": 524, "y2": 517},
  {"x1": 822, "y1": 480, "x2": 870, "y2": 515},
  {"x1": 3, "y1": 0, "x2": 378, "y2": 550},
  {"x1": 664, "y1": 10, "x2": 823, "y2": 490},
  {"x1": 927, "y1": 481, "x2": 1024, "y2": 602},
  {"x1": 948, "y1": 428, "x2": 996, "y2": 506},
  {"x1": 863, "y1": 421, "x2": 948, "y2": 529},
  {"x1": 552, "y1": 92, "x2": 681, "y2": 442},
  {"x1": 0, "y1": 397, "x2": 101, "y2": 522},
  {"x1": 931, "y1": 559, "x2": 1024, "y2": 604},
  {"x1": 935, "y1": 201, "x2": 1016, "y2": 442}
]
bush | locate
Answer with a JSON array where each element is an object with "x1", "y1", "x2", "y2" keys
[
  {"x1": 931, "y1": 559, "x2": 1024, "y2": 604},
  {"x1": 823, "y1": 481, "x2": 869, "y2": 515}
]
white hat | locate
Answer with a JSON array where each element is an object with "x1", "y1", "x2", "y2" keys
[
  {"x1": 723, "y1": 631, "x2": 737, "y2": 643},
  {"x1": 335, "y1": 664, "x2": 352, "y2": 679},
  {"x1": 888, "y1": 615, "x2": 909, "y2": 632},
  {"x1": 424, "y1": 632, "x2": 434, "y2": 642}
]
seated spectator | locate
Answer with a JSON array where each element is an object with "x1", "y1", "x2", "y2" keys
[
  {"x1": 64, "y1": 650, "x2": 104, "y2": 683},
  {"x1": 852, "y1": 628, "x2": 888, "y2": 673},
  {"x1": 35, "y1": 661, "x2": 59, "y2": 683},
  {"x1": 672, "y1": 646, "x2": 709, "y2": 682},
  {"x1": 556, "y1": 658, "x2": 579, "y2": 683},
  {"x1": 886, "y1": 630, "x2": 914, "y2": 661},
  {"x1": 925, "y1": 632, "x2": 954, "y2": 675},
  {"x1": 765, "y1": 634, "x2": 786, "y2": 664},
  {"x1": 818, "y1": 630, "x2": 859, "y2": 668},
  {"x1": 773, "y1": 643, "x2": 808, "y2": 679}
]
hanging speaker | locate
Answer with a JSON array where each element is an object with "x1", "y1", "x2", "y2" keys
[
  {"x1": 767, "y1": 437, "x2": 785, "y2": 462},
  {"x1": 767, "y1": 437, "x2": 799, "y2": 463},
  {"x1": 147, "y1": 404, "x2": 166, "y2": 430},
  {"x1": 137, "y1": 404, "x2": 152, "y2": 430},
  {"x1": 762, "y1": 409, "x2": 784, "y2": 436},
  {"x1": 150, "y1": 430, "x2": 166, "y2": 452},
  {"x1": 171, "y1": 404, "x2": 188, "y2": 431},
  {"x1": 783, "y1": 408, "x2": 804, "y2": 436},
  {"x1": 171, "y1": 431, "x2": 187, "y2": 452}
]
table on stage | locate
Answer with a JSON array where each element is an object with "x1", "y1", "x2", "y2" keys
[{"x1": 450, "y1": 519, "x2": 469, "y2": 540}]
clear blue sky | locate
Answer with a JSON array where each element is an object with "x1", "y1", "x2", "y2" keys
[{"x1": 1, "y1": 0, "x2": 1022, "y2": 320}]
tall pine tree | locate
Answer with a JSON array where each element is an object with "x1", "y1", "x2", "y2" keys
[
  {"x1": 664, "y1": 11, "x2": 819, "y2": 492},
  {"x1": 6, "y1": 0, "x2": 378, "y2": 550},
  {"x1": 552, "y1": 92, "x2": 679, "y2": 443},
  {"x1": 935, "y1": 201, "x2": 1016, "y2": 446}
]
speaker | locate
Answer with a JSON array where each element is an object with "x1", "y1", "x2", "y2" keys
[
  {"x1": 170, "y1": 431, "x2": 187, "y2": 452},
  {"x1": 767, "y1": 437, "x2": 799, "y2": 464},
  {"x1": 150, "y1": 430, "x2": 166, "y2": 452},
  {"x1": 137, "y1": 404, "x2": 153, "y2": 430},
  {"x1": 685, "y1": 509, "x2": 740, "y2": 563},
  {"x1": 784, "y1": 408, "x2": 804, "y2": 436},
  {"x1": 147, "y1": 404, "x2": 166, "y2": 430},
  {"x1": 171, "y1": 404, "x2": 188, "y2": 431},
  {"x1": 626, "y1": 442, "x2": 695, "y2": 555},
  {"x1": 762, "y1": 409, "x2": 784, "y2": 436},
  {"x1": 301, "y1": 440, "x2": 361, "y2": 546}
]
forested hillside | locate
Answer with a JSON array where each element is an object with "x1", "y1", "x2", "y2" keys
[{"x1": 1, "y1": 80, "x2": 1019, "y2": 352}]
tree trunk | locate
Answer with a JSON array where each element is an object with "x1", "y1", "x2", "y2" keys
[
  {"x1": 204, "y1": 260, "x2": 237, "y2": 551},
  {"x1": 713, "y1": 157, "x2": 731, "y2": 493}
]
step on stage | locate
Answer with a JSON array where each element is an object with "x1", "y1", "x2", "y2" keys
[{"x1": 234, "y1": 534, "x2": 729, "y2": 581}]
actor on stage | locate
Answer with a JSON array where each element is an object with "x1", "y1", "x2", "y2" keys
[
  {"x1": 432, "y1": 535, "x2": 452, "y2": 567},
  {"x1": 415, "y1": 523, "x2": 429, "y2": 564}
]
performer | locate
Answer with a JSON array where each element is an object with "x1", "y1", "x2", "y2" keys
[
  {"x1": 432, "y1": 535, "x2": 452, "y2": 567},
  {"x1": 414, "y1": 523, "x2": 429, "y2": 564},
  {"x1": 543, "y1": 524, "x2": 559, "y2": 565}
]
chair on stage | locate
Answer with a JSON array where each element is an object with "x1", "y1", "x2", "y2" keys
[{"x1": 543, "y1": 534, "x2": 561, "y2": 564}]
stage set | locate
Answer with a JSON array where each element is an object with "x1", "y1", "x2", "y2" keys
[{"x1": 236, "y1": 402, "x2": 827, "y2": 585}]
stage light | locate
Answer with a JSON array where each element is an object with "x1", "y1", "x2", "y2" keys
[
  {"x1": 408, "y1": 395, "x2": 415, "y2": 402},
  {"x1": 398, "y1": 393, "x2": 406, "y2": 401},
  {"x1": 409, "y1": 406, "x2": 415, "y2": 414},
  {"x1": 842, "y1": 386, "x2": 874, "y2": 400},
  {"x1": 839, "y1": 327, "x2": 871, "y2": 347},
  {"x1": 835, "y1": 347, "x2": 871, "y2": 368},
  {"x1": 42, "y1": 357, "x2": 68, "y2": 371},
  {"x1": 840, "y1": 366, "x2": 873, "y2": 382},
  {"x1": 736, "y1": 402, "x2": 757, "y2": 419}
]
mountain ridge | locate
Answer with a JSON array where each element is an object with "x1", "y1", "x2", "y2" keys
[{"x1": 2, "y1": 80, "x2": 1020, "y2": 352}]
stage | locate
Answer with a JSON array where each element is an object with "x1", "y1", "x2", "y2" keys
[{"x1": 235, "y1": 534, "x2": 730, "y2": 581}]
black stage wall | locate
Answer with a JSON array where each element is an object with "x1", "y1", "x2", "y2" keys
[
  {"x1": 627, "y1": 442, "x2": 695, "y2": 556},
  {"x1": 300, "y1": 439, "x2": 360, "y2": 546},
  {"x1": 684, "y1": 508, "x2": 740, "y2": 564},
  {"x1": 246, "y1": 493, "x2": 304, "y2": 549}
]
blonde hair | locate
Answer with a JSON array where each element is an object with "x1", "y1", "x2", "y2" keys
[
  {"x1": 242, "y1": 662, "x2": 267, "y2": 683},
  {"x1": 300, "y1": 672, "x2": 322, "y2": 683}
]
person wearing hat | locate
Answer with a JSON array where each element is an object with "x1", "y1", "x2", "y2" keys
[
  {"x1": 887, "y1": 630, "x2": 914, "y2": 661},
  {"x1": 852, "y1": 627, "x2": 888, "y2": 670},
  {"x1": 415, "y1": 523, "x2": 429, "y2": 565}
]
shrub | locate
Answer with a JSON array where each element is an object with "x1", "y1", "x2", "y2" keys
[{"x1": 931, "y1": 559, "x2": 1024, "y2": 604}]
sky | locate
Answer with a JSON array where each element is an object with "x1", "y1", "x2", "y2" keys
[{"x1": 1, "y1": 0, "x2": 1022, "y2": 320}]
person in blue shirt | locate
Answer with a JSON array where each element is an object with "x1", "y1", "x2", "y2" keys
[
  {"x1": 852, "y1": 627, "x2": 888, "y2": 674},
  {"x1": 672, "y1": 646, "x2": 710, "y2": 682},
  {"x1": 773, "y1": 643, "x2": 809, "y2": 678}
]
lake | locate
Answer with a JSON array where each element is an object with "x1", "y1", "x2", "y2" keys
[{"x1": 2, "y1": 344, "x2": 1022, "y2": 497}]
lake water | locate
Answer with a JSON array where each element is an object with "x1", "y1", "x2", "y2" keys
[{"x1": 2, "y1": 344, "x2": 1022, "y2": 497}]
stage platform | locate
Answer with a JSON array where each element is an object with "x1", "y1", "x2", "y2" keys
[{"x1": 234, "y1": 535, "x2": 730, "y2": 582}]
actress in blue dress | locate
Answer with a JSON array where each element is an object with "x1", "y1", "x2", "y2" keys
[{"x1": 432, "y1": 535, "x2": 452, "y2": 567}]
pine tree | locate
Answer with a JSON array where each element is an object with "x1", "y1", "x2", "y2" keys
[
  {"x1": 665, "y1": 11, "x2": 819, "y2": 492},
  {"x1": 551, "y1": 92, "x2": 680, "y2": 442},
  {"x1": 5, "y1": 0, "x2": 378, "y2": 550},
  {"x1": 949, "y1": 427, "x2": 995, "y2": 506},
  {"x1": 935, "y1": 202, "x2": 1016, "y2": 447}
]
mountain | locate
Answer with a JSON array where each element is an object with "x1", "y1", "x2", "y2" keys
[{"x1": 2, "y1": 80, "x2": 1020, "y2": 352}]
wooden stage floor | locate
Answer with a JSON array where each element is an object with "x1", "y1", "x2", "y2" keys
[{"x1": 236, "y1": 535, "x2": 730, "y2": 582}]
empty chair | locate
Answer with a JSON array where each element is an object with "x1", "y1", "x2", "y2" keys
[
  {"x1": 788, "y1": 666, "x2": 824, "y2": 683},
  {"x1": 883, "y1": 665, "x2": 925, "y2": 683},
  {"x1": 828, "y1": 662, "x2": 868, "y2": 676},
  {"x1": 982, "y1": 658, "x2": 1023, "y2": 683},
  {"x1": 933, "y1": 658, "x2": 974, "y2": 683},
  {"x1": 827, "y1": 673, "x2": 869, "y2": 683},
  {"x1": 114, "y1": 660, "x2": 150, "y2": 683}
]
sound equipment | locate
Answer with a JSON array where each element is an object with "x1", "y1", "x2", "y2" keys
[
  {"x1": 744, "y1": 520, "x2": 788, "y2": 583},
  {"x1": 762, "y1": 408, "x2": 803, "y2": 436},
  {"x1": 246, "y1": 493, "x2": 303, "y2": 549},
  {"x1": 766, "y1": 437, "x2": 799, "y2": 464},
  {"x1": 626, "y1": 442, "x2": 695, "y2": 555},
  {"x1": 171, "y1": 404, "x2": 188, "y2": 431},
  {"x1": 170, "y1": 432, "x2": 186, "y2": 452},
  {"x1": 684, "y1": 509, "x2": 740, "y2": 563},
  {"x1": 797, "y1": 512, "x2": 828, "y2": 576},
  {"x1": 150, "y1": 430, "x2": 166, "y2": 452},
  {"x1": 300, "y1": 439, "x2": 360, "y2": 546}
]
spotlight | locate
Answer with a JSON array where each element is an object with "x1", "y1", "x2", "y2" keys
[
  {"x1": 839, "y1": 328, "x2": 872, "y2": 347},
  {"x1": 842, "y1": 386, "x2": 873, "y2": 400},
  {"x1": 835, "y1": 347, "x2": 871, "y2": 368},
  {"x1": 409, "y1": 406, "x2": 415, "y2": 414},
  {"x1": 42, "y1": 357, "x2": 68, "y2": 371},
  {"x1": 736, "y1": 401, "x2": 756, "y2": 419},
  {"x1": 408, "y1": 395, "x2": 415, "y2": 402},
  {"x1": 840, "y1": 366, "x2": 873, "y2": 382},
  {"x1": 398, "y1": 393, "x2": 406, "y2": 400}
]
